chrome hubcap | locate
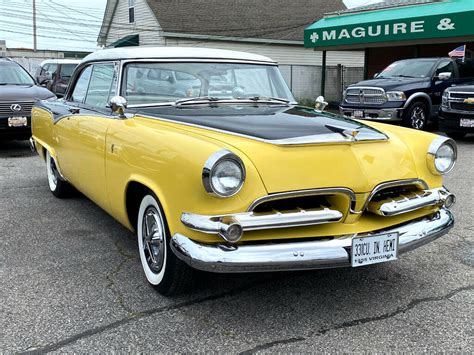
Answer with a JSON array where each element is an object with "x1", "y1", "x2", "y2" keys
[
  {"x1": 141, "y1": 206, "x2": 165, "y2": 273},
  {"x1": 49, "y1": 157, "x2": 58, "y2": 186},
  {"x1": 410, "y1": 106, "x2": 426, "y2": 129}
]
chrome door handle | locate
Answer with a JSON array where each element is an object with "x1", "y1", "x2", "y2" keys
[{"x1": 68, "y1": 107, "x2": 80, "y2": 114}]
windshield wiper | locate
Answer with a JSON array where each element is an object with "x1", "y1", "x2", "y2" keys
[
  {"x1": 245, "y1": 96, "x2": 290, "y2": 104},
  {"x1": 392, "y1": 74, "x2": 415, "y2": 78},
  {"x1": 174, "y1": 96, "x2": 221, "y2": 106}
]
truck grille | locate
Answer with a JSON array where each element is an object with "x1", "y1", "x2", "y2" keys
[
  {"x1": 450, "y1": 102, "x2": 474, "y2": 112},
  {"x1": 447, "y1": 92, "x2": 474, "y2": 112},
  {"x1": 0, "y1": 101, "x2": 35, "y2": 117},
  {"x1": 345, "y1": 87, "x2": 386, "y2": 104}
]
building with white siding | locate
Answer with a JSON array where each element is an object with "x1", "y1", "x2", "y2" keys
[{"x1": 97, "y1": 0, "x2": 365, "y2": 101}]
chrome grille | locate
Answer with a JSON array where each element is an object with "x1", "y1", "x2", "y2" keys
[
  {"x1": 0, "y1": 101, "x2": 35, "y2": 116},
  {"x1": 450, "y1": 102, "x2": 474, "y2": 112},
  {"x1": 345, "y1": 87, "x2": 386, "y2": 104},
  {"x1": 447, "y1": 92, "x2": 474, "y2": 112}
]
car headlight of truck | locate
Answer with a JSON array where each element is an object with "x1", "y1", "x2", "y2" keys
[
  {"x1": 203, "y1": 150, "x2": 245, "y2": 197},
  {"x1": 441, "y1": 90, "x2": 449, "y2": 109},
  {"x1": 385, "y1": 91, "x2": 406, "y2": 101},
  {"x1": 427, "y1": 137, "x2": 457, "y2": 175}
]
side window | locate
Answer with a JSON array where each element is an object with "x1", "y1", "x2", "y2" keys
[
  {"x1": 84, "y1": 64, "x2": 116, "y2": 108},
  {"x1": 48, "y1": 64, "x2": 58, "y2": 77},
  {"x1": 435, "y1": 61, "x2": 455, "y2": 77},
  {"x1": 40, "y1": 64, "x2": 49, "y2": 75},
  {"x1": 71, "y1": 66, "x2": 92, "y2": 103},
  {"x1": 457, "y1": 59, "x2": 474, "y2": 79},
  {"x1": 128, "y1": 0, "x2": 135, "y2": 23}
]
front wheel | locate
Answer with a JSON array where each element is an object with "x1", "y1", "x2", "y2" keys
[
  {"x1": 46, "y1": 150, "x2": 72, "y2": 198},
  {"x1": 403, "y1": 101, "x2": 428, "y2": 130},
  {"x1": 137, "y1": 194, "x2": 194, "y2": 295}
]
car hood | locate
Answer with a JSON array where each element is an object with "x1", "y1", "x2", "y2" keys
[
  {"x1": 0, "y1": 84, "x2": 54, "y2": 101},
  {"x1": 138, "y1": 105, "x2": 426, "y2": 193},
  {"x1": 446, "y1": 84, "x2": 474, "y2": 92},
  {"x1": 138, "y1": 105, "x2": 387, "y2": 143},
  {"x1": 349, "y1": 77, "x2": 430, "y2": 91}
]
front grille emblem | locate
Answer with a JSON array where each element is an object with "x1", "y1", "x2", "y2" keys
[
  {"x1": 464, "y1": 98, "x2": 474, "y2": 104},
  {"x1": 359, "y1": 89, "x2": 364, "y2": 103},
  {"x1": 10, "y1": 103, "x2": 22, "y2": 112}
]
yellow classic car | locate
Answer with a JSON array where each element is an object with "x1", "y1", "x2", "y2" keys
[{"x1": 30, "y1": 47, "x2": 457, "y2": 295}]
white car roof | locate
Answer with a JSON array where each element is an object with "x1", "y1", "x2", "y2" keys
[
  {"x1": 39, "y1": 59, "x2": 81, "y2": 66},
  {"x1": 81, "y1": 47, "x2": 276, "y2": 64}
]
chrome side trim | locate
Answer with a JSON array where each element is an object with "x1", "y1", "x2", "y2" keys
[
  {"x1": 368, "y1": 187, "x2": 454, "y2": 216},
  {"x1": 171, "y1": 208, "x2": 454, "y2": 273},
  {"x1": 181, "y1": 208, "x2": 343, "y2": 234},
  {"x1": 363, "y1": 178, "x2": 429, "y2": 211},
  {"x1": 247, "y1": 187, "x2": 357, "y2": 213}
]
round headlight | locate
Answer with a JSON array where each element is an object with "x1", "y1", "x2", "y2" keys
[
  {"x1": 203, "y1": 150, "x2": 245, "y2": 197},
  {"x1": 427, "y1": 137, "x2": 457, "y2": 175}
]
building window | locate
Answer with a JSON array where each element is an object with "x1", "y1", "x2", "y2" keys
[{"x1": 128, "y1": 0, "x2": 135, "y2": 23}]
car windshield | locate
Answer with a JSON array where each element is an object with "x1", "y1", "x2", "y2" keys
[
  {"x1": 378, "y1": 59, "x2": 438, "y2": 78},
  {"x1": 60, "y1": 64, "x2": 77, "y2": 78},
  {"x1": 122, "y1": 62, "x2": 295, "y2": 106},
  {"x1": 0, "y1": 62, "x2": 35, "y2": 85}
]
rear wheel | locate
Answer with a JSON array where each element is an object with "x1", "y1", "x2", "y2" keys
[
  {"x1": 46, "y1": 150, "x2": 72, "y2": 198},
  {"x1": 403, "y1": 101, "x2": 428, "y2": 130},
  {"x1": 137, "y1": 194, "x2": 194, "y2": 295}
]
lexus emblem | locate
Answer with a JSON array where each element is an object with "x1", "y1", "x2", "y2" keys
[{"x1": 10, "y1": 104, "x2": 22, "y2": 112}]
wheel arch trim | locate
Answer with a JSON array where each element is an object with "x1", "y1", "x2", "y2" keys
[{"x1": 404, "y1": 92, "x2": 432, "y2": 115}]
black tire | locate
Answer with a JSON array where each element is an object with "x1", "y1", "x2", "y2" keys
[
  {"x1": 403, "y1": 101, "x2": 428, "y2": 130},
  {"x1": 446, "y1": 131, "x2": 467, "y2": 140},
  {"x1": 46, "y1": 150, "x2": 73, "y2": 198},
  {"x1": 137, "y1": 193, "x2": 194, "y2": 296}
]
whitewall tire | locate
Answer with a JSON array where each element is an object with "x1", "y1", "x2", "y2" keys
[{"x1": 137, "y1": 194, "x2": 193, "y2": 295}]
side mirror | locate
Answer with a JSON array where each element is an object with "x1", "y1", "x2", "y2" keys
[
  {"x1": 315, "y1": 95, "x2": 328, "y2": 112},
  {"x1": 437, "y1": 72, "x2": 452, "y2": 81},
  {"x1": 373, "y1": 72, "x2": 379, "y2": 78},
  {"x1": 109, "y1": 96, "x2": 127, "y2": 118}
]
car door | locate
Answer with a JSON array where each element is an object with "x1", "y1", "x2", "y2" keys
[
  {"x1": 431, "y1": 60, "x2": 456, "y2": 107},
  {"x1": 55, "y1": 62, "x2": 118, "y2": 212}
]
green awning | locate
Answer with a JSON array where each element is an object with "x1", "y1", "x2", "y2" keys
[
  {"x1": 304, "y1": 0, "x2": 474, "y2": 49},
  {"x1": 109, "y1": 34, "x2": 139, "y2": 48}
]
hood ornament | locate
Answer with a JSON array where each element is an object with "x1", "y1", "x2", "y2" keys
[{"x1": 325, "y1": 124, "x2": 360, "y2": 140}]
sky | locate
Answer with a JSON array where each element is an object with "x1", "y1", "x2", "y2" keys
[{"x1": 0, "y1": 0, "x2": 382, "y2": 52}]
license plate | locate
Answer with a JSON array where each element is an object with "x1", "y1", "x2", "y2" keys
[
  {"x1": 353, "y1": 110, "x2": 364, "y2": 118},
  {"x1": 351, "y1": 232, "x2": 398, "y2": 267},
  {"x1": 8, "y1": 116, "x2": 28, "y2": 127},
  {"x1": 460, "y1": 118, "x2": 474, "y2": 128}
]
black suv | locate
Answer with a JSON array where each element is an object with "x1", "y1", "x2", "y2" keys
[
  {"x1": 0, "y1": 58, "x2": 55, "y2": 140},
  {"x1": 439, "y1": 82, "x2": 474, "y2": 139},
  {"x1": 340, "y1": 58, "x2": 474, "y2": 130}
]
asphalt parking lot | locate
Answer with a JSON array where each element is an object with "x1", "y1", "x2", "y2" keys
[{"x1": 1, "y1": 136, "x2": 473, "y2": 353}]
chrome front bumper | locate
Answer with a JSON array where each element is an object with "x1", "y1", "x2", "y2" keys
[
  {"x1": 339, "y1": 107, "x2": 403, "y2": 121},
  {"x1": 171, "y1": 208, "x2": 454, "y2": 273}
]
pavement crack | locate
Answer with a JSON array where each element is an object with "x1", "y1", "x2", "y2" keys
[
  {"x1": 238, "y1": 284, "x2": 473, "y2": 354},
  {"x1": 104, "y1": 239, "x2": 139, "y2": 315},
  {"x1": 19, "y1": 278, "x2": 274, "y2": 354}
]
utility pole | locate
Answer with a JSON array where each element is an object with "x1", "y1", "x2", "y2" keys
[{"x1": 33, "y1": 0, "x2": 37, "y2": 51}]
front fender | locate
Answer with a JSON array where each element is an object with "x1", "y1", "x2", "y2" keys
[{"x1": 105, "y1": 116, "x2": 268, "y2": 239}]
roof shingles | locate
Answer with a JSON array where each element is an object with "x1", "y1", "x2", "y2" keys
[{"x1": 145, "y1": 0, "x2": 346, "y2": 41}]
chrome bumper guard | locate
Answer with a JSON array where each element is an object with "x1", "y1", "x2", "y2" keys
[
  {"x1": 171, "y1": 208, "x2": 454, "y2": 273},
  {"x1": 181, "y1": 208, "x2": 343, "y2": 242},
  {"x1": 367, "y1": 187, "x2": 455, "y2": 216}
]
